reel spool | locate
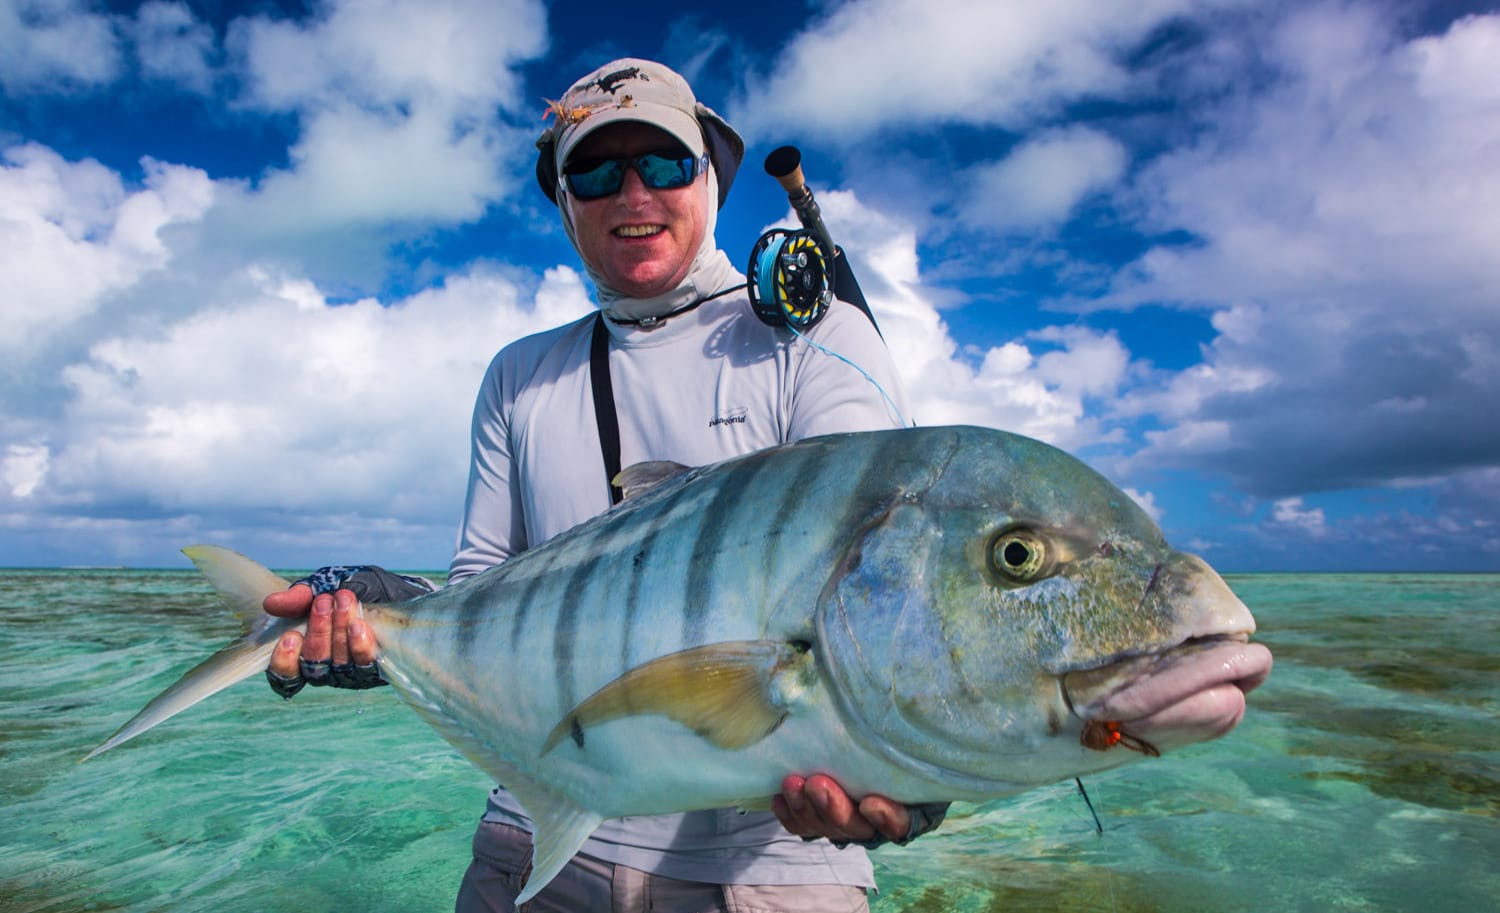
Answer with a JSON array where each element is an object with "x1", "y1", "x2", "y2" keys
[{"x1": 747, "y1": 228, "x2": 834, "y2": 330}]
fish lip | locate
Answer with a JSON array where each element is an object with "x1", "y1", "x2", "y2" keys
[{"x1": 1060, "y1": 633, "x2": 1272, "y2": 725}]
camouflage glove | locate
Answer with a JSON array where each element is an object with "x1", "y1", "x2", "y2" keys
[
  {"x1": 297, "y1": 565, "x2": 438, "y2": 603},
  {"x1": 266, "y1": 565, "x2": 438, "y2": 699}
]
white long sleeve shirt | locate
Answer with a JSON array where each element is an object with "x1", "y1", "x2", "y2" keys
[{"x1": 449, "y1": 285, "x2": 908, "y2": 886}]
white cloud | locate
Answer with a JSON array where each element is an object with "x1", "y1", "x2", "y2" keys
[
  {"x1": 1099, "y1": 8, "x2": 1500, "y2": 495},
  {"x1": 228, "y1": 104, "x2": 516, "y2": 232},
  {"x1": 960, "y1": 128, "x2": 1128, "y2": 231},
  {"x1": 193, "y1": 0, "x2": 551, "y2": 271},
  {"x1": 0, "y1": 0, "x2": 122, "y2": 93},
  {"x1": 732, "y1": 0, "x2": 1236, "y2": 139},
  {"x1": 812, "y1": 190, "x2": 1134, "y2": 448},
  {"x1": 1269, "y1": 496, "x2": 1327, "y2": 537},
  {"x1": 2, "y1": 443, "x2": 48, "y2": 497},
  {"x1": 1124, "y1": 487, "x2": 1162, "y2": 522},
  {"x1": 8, "y1": 264, "x2": 591, "y2": 556},
  {"x1": 130, "y1": 0, "x2": 216, "y2": 93},
  {"x1": 228, "y1": 0, "x2": 546, "y2": 115},
  {"x1": 0, "y1": 144, "x2": 214, "y2": 353}
]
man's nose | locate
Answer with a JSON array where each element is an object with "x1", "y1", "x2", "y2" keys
[{"x1": 617, "y1": 165, "x2": 652, "y2": 204}]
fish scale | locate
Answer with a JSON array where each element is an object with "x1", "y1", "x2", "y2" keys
[{"x1": 84, "y1": 425, "x2": 1271, "y2": 905}]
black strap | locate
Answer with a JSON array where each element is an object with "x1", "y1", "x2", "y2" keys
[
  {"x1": 590, "y1": 313, "x2": 624, "y2": 504},
  {"x1": 588, "y1": 287, "x2": 745, "y2": 505}
]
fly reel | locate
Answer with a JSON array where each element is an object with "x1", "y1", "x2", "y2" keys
[{"x1": 747, "y1": 228, "x2": 834, "y2": 330}]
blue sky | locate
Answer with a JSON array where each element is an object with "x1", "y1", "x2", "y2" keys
[{"x1": 2, "y1": 0, "x2": 1497, "y2": 572}]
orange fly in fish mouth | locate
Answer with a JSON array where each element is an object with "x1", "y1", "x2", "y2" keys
[
  {"x1": 1080, "y1": 719, "x2": 1160, "y2": 756},
  {"x1": 1065, "y1": 634, "x2": 1274, "y2": 756}
]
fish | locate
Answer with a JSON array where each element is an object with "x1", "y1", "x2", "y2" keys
[{"x1": 85, "y1": 425, "x2": 1272, "y2": 902}]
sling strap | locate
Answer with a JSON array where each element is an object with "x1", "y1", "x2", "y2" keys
[{"x1": 589, "y1": 312, "x2": 624, "y2": 505}]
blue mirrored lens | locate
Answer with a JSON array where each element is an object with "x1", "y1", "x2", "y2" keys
[
  {"x1": 565, "y1": 159, "x2": 625, "y2": 199},
  {"x1": 565, "y1": 154, "x2": 705, "y2": 200}
]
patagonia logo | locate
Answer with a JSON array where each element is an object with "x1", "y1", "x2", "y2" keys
[{"x1": 709, "y1": 409, "x2": 748, "y2": 429}]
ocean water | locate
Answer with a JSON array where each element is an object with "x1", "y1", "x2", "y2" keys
[{"x1": 1, "y1": 570, "x2": 1495, "y2": 912}]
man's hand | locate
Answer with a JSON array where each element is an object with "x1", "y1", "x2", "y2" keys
[
  {"x1": 262, "y1": 584, "x2": 382, "y2": 698},
  {"x1": 261, "y1": 565, "x2": 434, "y2": 697},
  {"x1": 772, "y1": 774, "x2": 910, "y2": 847},
  {"x1": 266, "y1": 585, "x2": 380, "y2": 676}
]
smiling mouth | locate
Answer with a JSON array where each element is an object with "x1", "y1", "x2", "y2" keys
[{"x1": 615, "y1": 225, "x2": 664, "y2": 238}]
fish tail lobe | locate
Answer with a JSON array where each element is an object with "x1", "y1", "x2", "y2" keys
[{"x1": 82, "y1": 545, "x2": 299, "y2": 761}]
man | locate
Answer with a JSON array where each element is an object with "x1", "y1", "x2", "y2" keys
[{"x1": 262, "y1": 58, "x2": 944, "y2": 911}]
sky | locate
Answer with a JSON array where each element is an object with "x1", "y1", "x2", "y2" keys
[{"x1": 2, "y1": 0, "x2": 1498, "y2": 573}]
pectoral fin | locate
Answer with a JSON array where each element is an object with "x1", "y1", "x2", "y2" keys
[{"x1": 541, "y1": 640, "x2": 816, "y2": 755}]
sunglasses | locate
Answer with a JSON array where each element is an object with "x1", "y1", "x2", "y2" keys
[{"x1": 563, "y1": 152, "x2": 709, "y2": 200}]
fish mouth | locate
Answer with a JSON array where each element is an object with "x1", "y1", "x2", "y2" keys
[{"x1": 1062, "y1": 634, "x2": 1273, "y2": 750}]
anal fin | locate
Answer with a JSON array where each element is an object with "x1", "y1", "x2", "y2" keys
[
  {"x1": 505, "y1": 784, "x2": 605, "y2": 905},
  {"x1": 541, "y1": 640, "x2": 816, "y2": 756}
]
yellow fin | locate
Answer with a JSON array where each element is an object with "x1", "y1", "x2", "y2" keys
[
  {"x1": 183, "y1": 544, "x2": 293, "y2": 629},
  {"x1": 541, "y1": 640, "x2": 815, "y2": 755}
]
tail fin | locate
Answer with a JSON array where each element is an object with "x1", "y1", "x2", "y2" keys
[{"x1": 83, "y1": 545, "x2": 300, "y2": 761}]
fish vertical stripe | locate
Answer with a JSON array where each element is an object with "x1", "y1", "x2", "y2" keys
[
  {"x1": 681, "y1": 449, "x2": 773, "y2": 647},
  {"x1": 508, "y1": 539, "x2": 568, "y2": 652},
  {"x1": 760, "y1": 442, "x2": 838, "y2": 602},
  {"x1": 618, "y1": 484, "x2": 689, "y2": 673},
  {"x1": 551, "y1": 554, "x2": 589, "y2": 715},
  {"x1": 552, "y1": 511, "x2": 632, "y2": 715}
]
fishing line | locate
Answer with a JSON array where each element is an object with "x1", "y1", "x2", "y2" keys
[
  {"x1": 1075, "y1": 777, "x2": 1104, "y2": 835},
  {"x1": 787, "y1": 322, "x2": 911, "y2": 428},
  {"x1": 1075, "y1": 777, "x2": 1122, "y2": 913}
]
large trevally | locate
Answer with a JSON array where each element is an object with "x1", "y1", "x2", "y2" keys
[{"x1": 87, "y1": 425, "x2": 1272, "y2": 902}]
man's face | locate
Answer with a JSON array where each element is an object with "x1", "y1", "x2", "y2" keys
[{"x1": 566, "y1": 122, "x2": 709, "y2": 299}]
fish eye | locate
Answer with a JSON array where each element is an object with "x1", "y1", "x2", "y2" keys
[{"x1": 989, "y1": 528, "x2": 1051, "y2": 583}]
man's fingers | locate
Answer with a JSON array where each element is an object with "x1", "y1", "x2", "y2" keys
[
  {"x1": 805, "y1": 774, "x2": 874, "y2": 841},
  {"x1": 772, "y1": 774, "x2": 874, "y2": 843},
  {"x1": 301, "y1": 592, "x2": 335, "y2": 661},
  {"x1": 263, "y1": 583, "x2": 314, "y2": 618},
  {"x1": 773, "y1": 775, "x2": 820, "y2": 838},
  {"x1": 330, "y1": 590, "x2": 356, "y2": 666},
  {"x1": 857, "y1": 795, "x2": 910, "y2": 841},
  {"x1": 269, "y1": 631, "x2": 303, "y2": 678},
  {"x1": 348, "y1": 617, "x2": 379, "y2": 665}
]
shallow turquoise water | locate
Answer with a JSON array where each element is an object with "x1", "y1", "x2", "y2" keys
[{"x1": 1, "y1": 571, "x2": 1495, "y2": 912}]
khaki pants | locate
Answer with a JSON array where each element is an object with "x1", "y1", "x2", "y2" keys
[{"x1": 454, "y1": 821, "x2": 870, "y2": 913}]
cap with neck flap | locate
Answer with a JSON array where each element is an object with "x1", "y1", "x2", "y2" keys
[{"x1": 535, "y1": 58, "x2": 744, "y2": 209}]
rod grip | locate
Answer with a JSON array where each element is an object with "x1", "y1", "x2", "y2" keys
[{"x1": 764, "y1": 146, "x2": 806, "y2": 195}]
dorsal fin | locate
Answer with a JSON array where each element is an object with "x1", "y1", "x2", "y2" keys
[{"x1": 612, "y1": 461, "x2": 692, "y2": 501}]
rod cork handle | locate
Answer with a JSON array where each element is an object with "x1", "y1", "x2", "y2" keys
[
  {"x1": 763, "y1": 145, "x2": 837, "y2": 267},
  {"x1": 765, "y1": 145, "x2": 807, "y2": 195}
]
